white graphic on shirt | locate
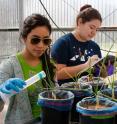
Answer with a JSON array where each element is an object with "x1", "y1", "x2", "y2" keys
[
  {"x1": 70, "y1": 46, "x2": 94, "y2": 62},
  {"x1": 85, "y1": 50, "x2": 88, "y2": 55},
  {"x1": 81, "y1": 56, "x2": 85, "y2": 61},
  {"x1": 70, "y1": 55, "x2": 79, "y2": 61}
]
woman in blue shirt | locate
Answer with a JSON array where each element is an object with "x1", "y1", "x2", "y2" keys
[{"x1": 51, "y1": 4, "x2": 102, "y2": 85}]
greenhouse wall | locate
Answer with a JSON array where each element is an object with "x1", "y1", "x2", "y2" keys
[{"x1": 0, "y1": 0, "x2": 117, "y2": 62}]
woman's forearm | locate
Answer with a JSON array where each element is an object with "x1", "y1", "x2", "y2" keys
[{"x1": 57, "y1": 63, "x2": 88, "y2": 80}]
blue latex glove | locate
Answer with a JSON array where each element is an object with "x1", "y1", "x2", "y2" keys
[{"x1": 0, "y1": 78, "x2": 26, "y2": 94}]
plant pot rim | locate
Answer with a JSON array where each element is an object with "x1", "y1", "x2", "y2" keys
[
  {"x1": 60, "y1": 82, "x2": 92, "y2": 91},
  {"x1": 76, "y1": 97, "x2": 117, "y2": 116},
  {"x1": 38, "y1": 90, "x2": 74, "y2": 101},
  {"x1": 78, "y1": 76, "x2": 106, "y2": 85},
  {"x1": 99, "y1": 87, "x2": 117, "y2": 102}
]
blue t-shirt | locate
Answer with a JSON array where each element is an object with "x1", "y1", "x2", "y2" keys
[{"x1": 51, "y1": 33, "x2": 102, "y2": 85}]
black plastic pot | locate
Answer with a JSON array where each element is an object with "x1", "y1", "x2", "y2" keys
[
  {"x1": 76, "y1": 97, "x2": 117, "y2": 124},
  {"x1": 100, "y1": 87, "x2": 117, "y2": 101},
  {"x1": 79, "y1": 76, "x2": 108, "y2": 92},
  {"x1": 61, "y1": 82, "x2": 93, "y2": 123},
  {"x1": 79, "y1": 113, "x2": 115, "y2": 124},
  {"x1": 41, "y1": 106, "x2": 70, "y2": 124},
  {"x1": 100, "y1": 87, "x2": 117, "y2": 124},
  {"x1": 37, "y1": 90, "x2": 74, "y2": 124}
]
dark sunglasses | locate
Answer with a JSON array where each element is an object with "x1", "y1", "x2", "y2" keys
[{"x1": 30, "y1": 37, "x2": 52, "y2": 45}]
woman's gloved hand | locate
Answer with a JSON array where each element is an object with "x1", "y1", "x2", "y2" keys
[{"x1": 0, "y1": 78, "x2": 26, "y2": 94}]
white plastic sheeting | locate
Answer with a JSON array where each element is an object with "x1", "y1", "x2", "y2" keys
[{"x1": 0, "y1": 0, "x2": 117, "y2": 61}]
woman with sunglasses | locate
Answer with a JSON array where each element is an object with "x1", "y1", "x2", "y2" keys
[
  {"x1": 51, "y1": 4, "x2": 102, "y2": 85},
  {"x1": 0, "y1": 14, "x2": 56, "y2": 124}
]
